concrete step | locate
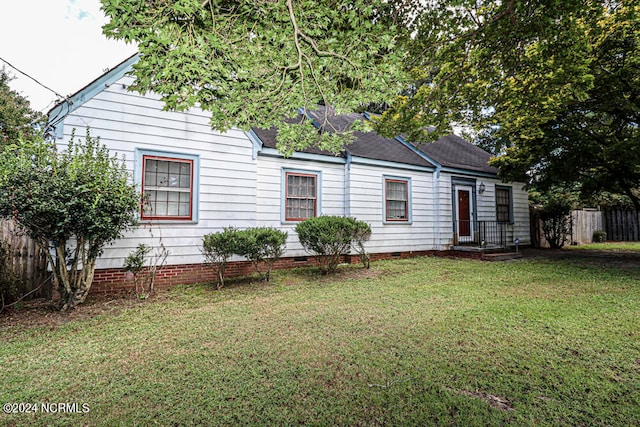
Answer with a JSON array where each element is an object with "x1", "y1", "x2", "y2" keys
[{"x1": 481, "y1": 252, "x2": 523, "y2": 261}]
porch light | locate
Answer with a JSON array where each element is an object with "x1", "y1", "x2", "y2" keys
[{"x1": 478, "y1": 182, "x2": 486, "y2": 195}]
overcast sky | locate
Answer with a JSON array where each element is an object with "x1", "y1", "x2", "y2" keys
[{"x1": 0, "y1": 0, "x2": 137, "y2": 112}]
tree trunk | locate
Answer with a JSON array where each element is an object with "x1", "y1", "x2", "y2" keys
[{"x1": 59, "y1": 255, "x2": 97, "y2": 311}]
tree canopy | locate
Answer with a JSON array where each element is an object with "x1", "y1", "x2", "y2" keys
[
  {"x1": 101, "y1": 0, "x2": 409, "y2": 153},
  {"x1": 491, "y1": 3, "x2": 640, "y2": 208},
  {"x1": 0, "y1": 69, "x2": 44, "y2": 148},
  {"x1": 102, "y1": 0, "x2": 640, "y2": 204}
]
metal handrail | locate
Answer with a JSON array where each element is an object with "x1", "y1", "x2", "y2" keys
[{"x1": 453, "y1": 220, "x2": 512, "y2": 248}]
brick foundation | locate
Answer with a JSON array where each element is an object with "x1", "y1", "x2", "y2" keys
[{"x1": 90, "y1": 250, "x2": 447, "y2": 294}]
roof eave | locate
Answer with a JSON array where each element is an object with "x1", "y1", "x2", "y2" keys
[{"x1": 47, "y1": 53, "x2": 140, "y2": 138}]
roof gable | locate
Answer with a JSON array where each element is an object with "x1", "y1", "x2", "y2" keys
[{"x1": 47, "y1": 54, "x2": 139, "y2": 137}]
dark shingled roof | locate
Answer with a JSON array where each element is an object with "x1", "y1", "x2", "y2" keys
[
  {"x1": 416, "y1": 134, "x2": 498, "y2": 174},
  {"x1": 252, "y1": 107, "x2": 496, "y2": 174}
]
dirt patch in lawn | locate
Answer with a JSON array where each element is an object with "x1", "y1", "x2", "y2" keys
[
  {"x1": 0, "y1": 289, "x2": 172, "y2": 331},
  {"x1": 460, "y1": 390, "x2": 515, "y2": 412}
]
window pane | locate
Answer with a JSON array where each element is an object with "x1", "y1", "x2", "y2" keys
[
  {"x1": 142, "y1": 156, "x2": 193, "y2": 219},
  {"x1": 285, "y1": 173, "x2": 317, "y2": 220},
  {"x1": 179, "y1": 173, "x2": 190, "y2": 188},
  {"x1": 496, "y1": 188, "x2": 511, "y2": 222},
  {"x1": 157, "y1": 160, "x2": 169, "y2": 173},
  {"x1": 167, "y1": 202, "x2": 179, "y2": 216},
  {"x1": 385, "y1": 179, "x2": 408, "y2": 220},
  {"x1": 157, "y1": 172, "x2": 169, "y2": 187},
  {"x1": 143, "y1": 190, "x2": 154, "y2": 214},
  {"x1": 179, "y1": 203, "x2": 190, "y2": 216},
  {"x1": 146, "y1": 159, "x2": 158, "y2": 173},
  {"x1": 154, "y1": 190, "x2": 168, "y2": 216},
  {"x1": 144, "y1": 170, "x2": 156, "y2": 186}
]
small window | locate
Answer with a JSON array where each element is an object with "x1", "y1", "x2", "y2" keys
[
  {"x1": 142, "y1": 156, "x2": 193, "y2": 220},
  {"x1": 496, "y1": 187, "x2": 512, "y2": 223},
  {"x1": 385, "y1": 178, "x2": 409, "y2": 222},
  {"x1": 285, "y1": 172, "x2": 317, "y2": 221}
]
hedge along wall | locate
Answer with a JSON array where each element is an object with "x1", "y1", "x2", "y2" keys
[{"x1": 90, "y1": 250, "x2": 441, "y2": 294}]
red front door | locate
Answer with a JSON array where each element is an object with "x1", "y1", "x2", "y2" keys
[{"x1": 458, "y1": 189, "x2": 471, "y2": 237}]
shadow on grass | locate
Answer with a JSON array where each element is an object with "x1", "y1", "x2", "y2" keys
[{"x1": 522, "y1": 247, "x2": 640, "y2": 282}]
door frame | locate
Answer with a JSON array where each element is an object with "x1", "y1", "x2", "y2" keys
[
  {"x1": 451, "y1": 178, "x2": 478, "y2": 244},
  {"x1": 456, "y1": 186, "x2": 474, "y2": 242}
]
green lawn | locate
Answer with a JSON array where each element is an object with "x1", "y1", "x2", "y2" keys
[
  {"x1": 1, "y1": 255, "x2": 639, "y2": 426},
  {"x1": 566, "y1": 241, "x2": 640, "y2": 252}
]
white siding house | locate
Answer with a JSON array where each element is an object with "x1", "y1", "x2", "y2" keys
[{"x1": 47, "y1": 54, "x2": 530, "y2": 284}]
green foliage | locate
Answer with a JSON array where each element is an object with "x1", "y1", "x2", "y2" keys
[
  {"x1": 377, "y1": 0, "x2": 596, "y2": 143},
  {"x1": 0, "y1": 130, "x2": 139, "y2": 309},
  {"x1": 0, "y1": 240, "x2": 21, "y2": 310},
  {"x1": 236, "y1": 227, "x2": 288, "y2": 282},
  {"x1": 203, "y1": 227, "x2": 288, "y2": 286},
  {"x1": 202, "y1": 227, "x2": 242, "y2": 289},
  {"x1": 102, "y1": 0, "x2": 409, "y2": 154},
  {"x1": 592, "y1": 230, "x2": 607, "y2": 243},
  {"x1": 351, "y1": 219, "x2": 372, "y2": 269},
  {"x1": 295, "y1": 216, "x2": 371, "y2": 274},
  {"x1": 0, "y1": 69, "x2": 45, "y2": 150},
  {"x1": 485, "y1": 4, "x2": 640, "y2": 207},
  {"x1": 123, "y1": 244, "x2": 151, "y2": 277},
  {"x1": 124, "y1": 243, "x2": 169, "y2": 300},
  {"x1": 535, "y1": 192, "x2": 573, "y2": 249}
]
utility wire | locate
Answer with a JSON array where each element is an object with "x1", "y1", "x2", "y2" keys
[{"x1": 0, "y1": 55, "x2": 67, "y2": 101}]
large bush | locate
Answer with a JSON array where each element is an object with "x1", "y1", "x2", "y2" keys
[
  {"x1": 203, "y1": 227, "x2": 288, "y2": 287},
  {"x1": 295, "y1": 216, "x2": 371, "y2": 275},
  {"x1": 537, "y1": 193, "x2": 572, "y2": 249},
  {"x1": 236, "y1": 227, "x2": 287, "y2": 282},
  {"x1": 0, "y1": 130, "x2": 139, "y2": 310},
  {"x1": 202, "y1": 227, "x2": 241, "y2": 289}
]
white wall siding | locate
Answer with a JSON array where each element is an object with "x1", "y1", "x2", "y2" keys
[
  {"x1": 349, "y1": 163, "x2": 436, "y2": 253},
  {"x1": 511, "y1": 183, "x2": 531, "y2": 244},
  {"x1": 53, "y1": 73, "x2": 532, "y2": 272},
  {"x1": 56, "y1": 75, "x2": 258, "y2": 269},
  {"x1": 432, "y1": 174, "x2": 454, "y2": 249},
  {"x1": 256, "y1": 155, "x2": 346, "y2": 256}
]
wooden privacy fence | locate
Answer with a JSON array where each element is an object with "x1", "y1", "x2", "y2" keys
[
  {"x1": 531, "y1": 209, "x2": 640, "y2": 247},
  {"x1": 603, "y1": 210, "x2": 640, "y2": 242},
  {"x1": 571, "y1": 209, "x2": 603, "y2": 245},
  {"x1": 0, "y1": 219, "x2": 50, "y2": 299}
]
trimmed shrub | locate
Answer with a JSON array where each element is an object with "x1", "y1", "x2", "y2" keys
[
  {"x1": 592, "y1": 230, "x2": 607, "y2": 243},
  {"x1": 296, "y1": 216, "x2": 371, "y2": 275},
  {"x1": 538, "y1": 196, "x2": 572, "y2": 249},
  {"x1": 237, "y1": 227, "x2": 288, "y2": 282},
  {"x1": 202, "y1": 227, "x2": 242, "y2": 289},
  {"x1": 350, "y1": 218, "x2": 372, "y2": 269}
]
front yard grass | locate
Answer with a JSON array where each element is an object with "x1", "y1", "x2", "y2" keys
[
  {"x1": 1, "y1": 255, "x2": 639, "y2": 426},
  {"x1": 566, "y1": 241, "x2": 640, "y2": 252}
]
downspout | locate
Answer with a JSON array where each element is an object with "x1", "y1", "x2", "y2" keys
[
  {"x1": 433, "y1": 166, "x2": 442, "y2": 250},
  {"x1": 344, "y1": 151, "x2": 352, "y2": 217}
]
